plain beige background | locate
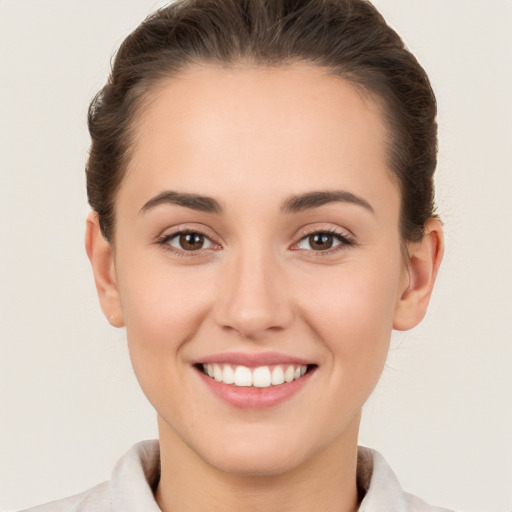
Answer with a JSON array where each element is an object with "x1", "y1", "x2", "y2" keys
[{"x1": 0, "y1": 1, "x2": 511, "y2": 511}]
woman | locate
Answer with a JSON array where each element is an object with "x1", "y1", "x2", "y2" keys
[{"x1": 23, "y1": 0, "x2": 448, "y2": 510}]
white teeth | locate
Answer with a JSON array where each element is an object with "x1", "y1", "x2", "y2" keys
[
  {"x1": 284, "y1": 365, "x2": 295, "y2": 383},
  {"x1": 234, "y1": 366, "x2": 253, "y2": 387},
  {"x1": 222, "y1": 364, "x2": 235, "y2": 384},
  {"x1": 202, "y1": 363, "x2": 309, "y2": 387},
  {"x1": 271, "y1": 366, "x2": 285, "y2": 385},
  {"x1": 252, "y1": 366, "x2": 272, "y2": 388},
  {"x1": 213, "y1": 363, "x2": 223, "y2": 382}
]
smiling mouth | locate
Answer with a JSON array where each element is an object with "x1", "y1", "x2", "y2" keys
[{"x1": 197, "y1": 363, "x2": 315, "y2": 388}]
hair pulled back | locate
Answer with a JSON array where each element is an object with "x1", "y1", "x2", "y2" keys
[{"x1": 86, "y1": 0, "x2": 438, "y2": 243}]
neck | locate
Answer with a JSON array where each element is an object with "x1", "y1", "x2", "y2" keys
[{"x1": 155, "y1": 414, "x2": 361, "y2": 512}]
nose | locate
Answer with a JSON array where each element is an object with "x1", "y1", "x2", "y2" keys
[{"x1": 214, "y1": 248, "x2": 293, "y2": 340}]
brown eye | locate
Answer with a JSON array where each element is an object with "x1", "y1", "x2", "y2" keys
[
  {"x1": 308, "y1": 233, "x2": 334, "y2": 250},
  {"x1": 180, "y1": 233, "x2": 204, "y2": 250},
  {"x1": 166, "y1": 232, "x2": 214, "y2": 251},
  {"x1": 296, "y1": 231, "x2": 352, "y2": 252}
]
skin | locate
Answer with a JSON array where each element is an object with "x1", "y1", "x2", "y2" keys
[{"x1": 86, "y1": 64, "x2": 443, "y2": 512}]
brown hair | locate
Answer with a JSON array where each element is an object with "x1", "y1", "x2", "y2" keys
[{"x1": 86, "y1": 0, "x2": 438, "y2": 243}]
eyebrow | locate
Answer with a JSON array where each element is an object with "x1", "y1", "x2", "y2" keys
[
  {"x1": 140, "y1": 189, "x2": 374, "y2": 216},
  {"x1": 140, "y1": 190, "x2": 222, "y2": 214},
  {"x1": 281, "y1": 190, "x2": 374, "y2": 215}
]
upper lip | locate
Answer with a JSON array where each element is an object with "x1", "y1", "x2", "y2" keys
[{"x1": 193, "y1": 351, "x2": 314, "y2": 367}]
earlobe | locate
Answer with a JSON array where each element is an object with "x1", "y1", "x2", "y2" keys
[
  {"x1": 85, "y1": 212, "x2": 124, "y2": 328},
  {"x1": 393, "y1": 218, "x2": 444, "y2": 331}
]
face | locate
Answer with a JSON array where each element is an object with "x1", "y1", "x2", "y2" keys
[{"x1": 104, "y1": 64, "x2": 412, "y2": 475}]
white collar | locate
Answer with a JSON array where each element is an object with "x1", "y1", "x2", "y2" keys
[{"x1": 109, "y1": 440, "x2": 451, "y2": 512}]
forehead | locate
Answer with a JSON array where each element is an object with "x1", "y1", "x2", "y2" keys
[{"x1": 120, "y1": 64, "x2": 398, "y2": 217}]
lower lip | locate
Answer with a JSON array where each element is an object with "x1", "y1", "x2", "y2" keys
[{"x1": 196, "y1": 367, "x2": 314, "y2": 409}]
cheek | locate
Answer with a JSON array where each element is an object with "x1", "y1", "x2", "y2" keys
[
  {"x1": 297, "y1": 257, "x2": 403, "y2": 376},
  {"x1": 116, "y1": 258, "x2": 215, "y2": 369}
]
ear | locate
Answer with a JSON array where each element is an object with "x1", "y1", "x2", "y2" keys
[
  {"x1": 85, "y1": 211, "x2": 124, "y2": 327},
  {"x1": 393, "y1": 218, "x2": 444, "y2": 331}
]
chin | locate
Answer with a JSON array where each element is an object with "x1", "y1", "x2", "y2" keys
[{"x1": 204, "y1": 442, "x2": 308, "y2": 477}]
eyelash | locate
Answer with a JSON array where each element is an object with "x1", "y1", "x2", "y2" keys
[
  {"x1": 156, "y1": 230, "x2": 220, "y2": 257},
  {"x1": 156, "y1": 227, "x2": 355, "y2": 257},
  {"x1": 294, "y1": 227, "x2": 355, "y2": 255}
]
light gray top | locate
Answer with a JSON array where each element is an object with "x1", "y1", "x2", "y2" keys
[{"x1": 21, "y1": 440, "x2": 454, "y2": 512}]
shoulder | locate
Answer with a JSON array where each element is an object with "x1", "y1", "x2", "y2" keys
[
  {"x1": 19, "y1": 481, "x2": 111, "y2": 512},
  {"x1": 357, "y1": 446, "x2": 455, "y2": 512},
  {"x1": 403, "y1": 491, "x2": 454, "y2": 512},
  {"x1": 18, "y1": 440, "x2": 160, "y2": 512}
]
